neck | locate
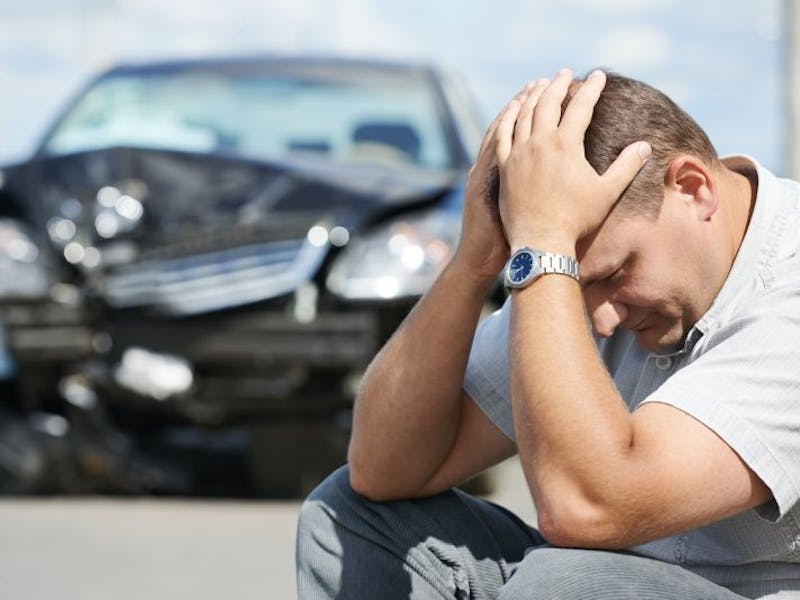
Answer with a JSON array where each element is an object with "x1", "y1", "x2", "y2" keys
[{"x1": 716, "y1": 161, "x2": 757, "y2": 263}]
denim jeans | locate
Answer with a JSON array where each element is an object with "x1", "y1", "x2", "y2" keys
[{"x1": 296, "y1": 466, "x2": 746, "y2": 599}]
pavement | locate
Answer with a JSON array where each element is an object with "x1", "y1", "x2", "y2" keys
[{"x1": 0, "y1": 458, "x2": 536, "y2": 600}]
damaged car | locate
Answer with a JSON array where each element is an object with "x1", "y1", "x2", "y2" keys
[{"x1": 0, "y1": 56, "x2": 493, "y2": 496}]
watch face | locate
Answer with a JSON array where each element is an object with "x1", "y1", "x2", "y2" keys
[{"x1": 508, "y1": 250, "x2": 534, "y2": 284}]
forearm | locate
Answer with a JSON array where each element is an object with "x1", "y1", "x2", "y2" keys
[
  {"x1": 510, "y1": 276, "x2": 635, "y2": 543},
  {"x1": 348, "y1": 257, "x2": 493, "y2": 498}
]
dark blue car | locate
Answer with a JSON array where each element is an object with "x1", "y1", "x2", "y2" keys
[{"x1": 0, "y1": 56, "x2": 491, "y2": 496}]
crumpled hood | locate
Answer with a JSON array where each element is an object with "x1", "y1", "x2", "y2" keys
[
  {"x1": 4, "y1": 146, "x2": 459, "y2": 240},
  {"x1": 1, "y1": 147, "x2": 461, "y2": 315}
]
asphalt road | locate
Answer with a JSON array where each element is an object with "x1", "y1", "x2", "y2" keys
[{"x1": 0, "y1": 458, "x2": 536, "y2": 600}]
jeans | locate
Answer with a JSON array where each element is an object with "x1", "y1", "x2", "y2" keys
[{"x1": 296, "y1": 466, "x2": 746, "y2": 599}]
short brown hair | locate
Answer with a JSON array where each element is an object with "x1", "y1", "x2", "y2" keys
[
  {"x1": 484, "y1": 72, "x2": 718, "y2": 221},
  {"x1": 580, "y1": 72, "x2": 718, "y2": 219}
]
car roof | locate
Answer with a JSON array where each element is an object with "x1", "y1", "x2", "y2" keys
[{"x1": 100, "y1": 55, "x2": 441, "y2": 80}]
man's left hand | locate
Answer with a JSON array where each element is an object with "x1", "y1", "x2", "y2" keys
[{"x1": 497, "y1": 68, "x2": 651, "y2": 255}]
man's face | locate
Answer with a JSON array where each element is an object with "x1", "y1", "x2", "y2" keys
[{"x1": 577, "y1": 197, "x2": 709, "y2": 351}]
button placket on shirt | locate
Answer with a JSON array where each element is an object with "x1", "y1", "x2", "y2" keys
[
  {"x1": 654, "y1": 356, "x2": 673, "y2": 371},
  {"x1": 630, "y1": 352, "x2": 684, "y2": 405}
]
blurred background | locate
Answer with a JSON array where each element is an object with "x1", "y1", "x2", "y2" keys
[
  {"x1": 0, "y1": 0, "x2": 786, "y2": 168},
  {"x1": 0, "y1": 0, "x2": 791, "y2": 598}
]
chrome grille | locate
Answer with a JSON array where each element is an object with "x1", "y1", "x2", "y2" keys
[{"x1": 104, "y1": 234, "x2": 328, "y2": 315}]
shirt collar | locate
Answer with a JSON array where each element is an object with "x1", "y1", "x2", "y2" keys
[{"x1": 692, "y1": 154, "x2": 785, "y2": 340}]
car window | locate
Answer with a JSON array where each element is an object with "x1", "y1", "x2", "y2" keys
[{"x1": 43, "y1": 69, "x2": 456, "y2": 170}]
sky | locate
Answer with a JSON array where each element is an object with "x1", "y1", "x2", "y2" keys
[{"x1": 0, "y1": 0, "x2": 786, "y2": 172}]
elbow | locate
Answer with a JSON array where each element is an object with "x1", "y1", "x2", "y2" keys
[
  {"x1": 346, "y1": 417, "x2": 391, "y2": 501},
  {"x1": 347, "y1": 451, "x2": 405, "y2": 502},
  {"x1": 347, "y1": 463, "x2": 390, "y2": 502},
  {"x1": 348, "y1": 467, "x2": 412, "y2": 502},
  {"x1": 347, "y1": 449, "x2": 382, "y2": 500},
  {"x1": 347, "y1": 451, "x2": 437, "y2": 502},
  {"x1": 535, "y1": 495, "x2": 632, "y2": 550}
]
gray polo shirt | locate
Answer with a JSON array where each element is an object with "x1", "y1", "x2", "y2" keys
[{"x1": 463, "y1": 156, "x2": 800, "y2": 599}]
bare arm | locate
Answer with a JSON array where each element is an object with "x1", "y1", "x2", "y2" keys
[
  {"x1": 347, "y1": 265, "x2": 513, "y2": 500},
  {"x1": 348, "y1": 81, "x2": 550, "y2": 500}
]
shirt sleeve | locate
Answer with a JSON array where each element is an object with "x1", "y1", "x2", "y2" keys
[
  {"x1": 462, "y1": 298, "x2": 515, "y2": 440},
  {"x1": 462, "y1": 298, "x2": 632, "y2": 442},
  {"x1": 640, "y1": 298, "x2": 800, "y2": 522}
]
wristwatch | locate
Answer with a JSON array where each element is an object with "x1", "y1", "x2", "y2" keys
[{"x1": 503, "y1": 247, "x2": 580, "y2": 289}]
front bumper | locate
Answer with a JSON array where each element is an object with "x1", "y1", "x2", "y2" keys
[{"x1": 1, "y1": 298, "x2": 391, "y2": 421}]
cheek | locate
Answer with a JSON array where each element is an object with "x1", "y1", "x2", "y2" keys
[
  {"x1": 612, "y1": 266, "x2": 663, "y2": 306},
  {"x1": 619, "y1": 273, "x2": 681, "y2": 316}
]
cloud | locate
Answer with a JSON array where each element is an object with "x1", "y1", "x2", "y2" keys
[
  {"x1": 104, "y1": 0, "x2": 415, "y2": 59},
  {"x1": 570, "y1": 0, "x2": 666, "y2": 9},
  {"x1": 592, "y1": 24, "x2": 673, "y2": 70}
]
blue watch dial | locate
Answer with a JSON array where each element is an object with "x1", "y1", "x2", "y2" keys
[{"x1": 509, "y1": 250, "x2": 534, "y2": 283}]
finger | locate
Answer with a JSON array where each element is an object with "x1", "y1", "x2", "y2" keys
[
  {"x1": 600, "y1": 141, "x2": 652, "y2": 199},
  {"x1": 513, "y1": 79, "x2": 545, "y2": 142},
  {"x1": 526, "y1": 78, "x2": 550, "y2": 136},
  {"x1": 495, "y1": 99, "x2": 523, "y2": 163},
  {"x1": 515, "y1": 80, "x2": 537, "y2": 101},
  {"x1": 560, "y1": 69, "x2": 606, "y2": 140},
  {"x1": 478, "y1": 112, "x2": 505, "y2": 156},
  {"x1": 479, "y1": 83, "x2": 534, "y2": 155},
  {"x1": 514, "y1": 78, "x2": 550, "y2": 143},
  {"x1": 531, "y1": 68, "x2": 574, "y2": 133}
]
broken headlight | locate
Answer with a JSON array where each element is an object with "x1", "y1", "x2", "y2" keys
[
  {"x1": 326, "y1": 208, "x2": 460, "y2": 300},
  {"x1": 0, "y1": 219, "x2": 53, "y2": 300}
]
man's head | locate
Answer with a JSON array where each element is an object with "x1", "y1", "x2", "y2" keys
[{"x1": 487, "y1": 72, "x2": 752, "y2": 351}]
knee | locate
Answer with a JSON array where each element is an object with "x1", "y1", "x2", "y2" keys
[
  {"x1": 498, "y1": 547, "x2": 625, "y2": 600},
  {"x1": 306, "y1": 464, "x2": 354, "y2": 503},
  {"x1": 296, "y1": 466, "x2": 353, "y2": 567},
  {"x1": 296, "y1": 466, "x2": 357, "y2": 598},
  {"x1": 297, "y1": 465, "x2": 353, "y2": 534}
]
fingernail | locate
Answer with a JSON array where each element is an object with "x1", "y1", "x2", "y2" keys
[
  {"x1": 558, "y1": 67, "x2": 572, "y2": 76},
  {"x1": 589, "y1": 69, "x2": 605, "y2": 80},
  {"x1": 537, "y1": 77, "x2": 550, "y2": 86},
  {"x1": 638, "y1": 142, "x2": 652, "y2": 160}
]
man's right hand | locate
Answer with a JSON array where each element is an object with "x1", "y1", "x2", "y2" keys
[{"x1": 454, "y1": 79, "x2": 550, "y2": 286}]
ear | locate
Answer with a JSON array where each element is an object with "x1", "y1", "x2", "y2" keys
[{"x1": 664, "y1": 155, "x2": 718, "y2": 221}]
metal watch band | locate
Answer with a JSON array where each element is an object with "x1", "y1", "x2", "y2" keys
[{"x1": 538, "y1": 251, "x2": 580, "y2": 281}]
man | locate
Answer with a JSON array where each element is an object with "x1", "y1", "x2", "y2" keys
[{"x1": 296, "y1": 69, "x2": 800, "y2": 599}]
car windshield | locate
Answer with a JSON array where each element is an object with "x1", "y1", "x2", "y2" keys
[{"x1": 42, "y1": 67, "x2": 457, "y2": 170}]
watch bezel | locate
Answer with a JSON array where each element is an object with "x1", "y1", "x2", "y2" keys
[{"x1": 504, "y1": 247, "x2": 543, "y2": 289}]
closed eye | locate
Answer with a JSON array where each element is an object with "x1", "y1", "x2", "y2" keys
[
  {"x1": 582, "y1": 265, "x2": 623, "y2": 289},
  {"x1": 608, "y1": 267, "x2": 624, "y2": 283}
]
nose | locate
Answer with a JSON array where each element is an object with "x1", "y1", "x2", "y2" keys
[{"x1": 583, "y1": 288, "x2": 628, "y2": 337}]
